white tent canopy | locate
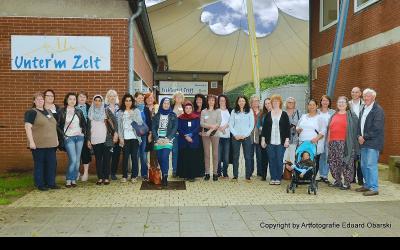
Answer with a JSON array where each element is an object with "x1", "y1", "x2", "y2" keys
[{"x1": 147, "y1": 0, "x2": 309, "y2": 91}]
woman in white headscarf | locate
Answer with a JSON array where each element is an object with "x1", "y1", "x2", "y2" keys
[{"x1": 87, "y1": 95, "x2": 118, "y2": 185}]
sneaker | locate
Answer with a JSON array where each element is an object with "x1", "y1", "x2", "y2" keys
[
  {"x1": 65, "y1": 180, "x2": 72, "y2": 188},
  {"x1": 111, "y1": 175, "x2": 118, "y2": 181},
  {"x1": 204, "y1": 174, "x2": 210, "y2": 181},
  {"x1": 121, "y1": 178, "x2": 127, "y2": 183},
  {"x1": 363, "y1": 190, "x2": 379, "y2": 196},
  {"x1": 103, "y1": 179, "x2": 110, "y2": 185},
  {"x1": 340, "y1": 185, "x2": 351, "y2": 190},
  {"x1": 269, "y1": 180, "x2": 275, "y2": 185},
  {"x1": 355, "y1": 186, "x2": 369, "y2": 192},
  {"x1": 275, "y1": 180, "x2": 281, "y2": 185},
  {"x1": 131, "y1": 177, "x2": 137, "y2": 183}
]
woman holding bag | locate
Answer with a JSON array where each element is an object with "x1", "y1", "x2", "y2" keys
[{"x1": 152, "y1": 97, "x2": 178, "y2": 186}]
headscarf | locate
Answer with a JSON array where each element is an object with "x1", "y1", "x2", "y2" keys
[
  {"x1": 158, "y1": 97, "x2": 173, "y2": 115},
  {"x1": 179, "y1": 101, "x2": 199, "y2": 120},
  {"x1": 88, "y1": 95, "x2": 106, "y2": 121}
]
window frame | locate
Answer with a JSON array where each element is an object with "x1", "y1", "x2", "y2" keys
[
  {"x1": 354, "y1": 0, "x2": 380, "y2": 13},
  {"x1": 319, "y1": 0, "x2": 340, "y2": 32}
]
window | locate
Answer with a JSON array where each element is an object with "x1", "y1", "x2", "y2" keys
[
  {"x1": 320, "y1": 0, "x2": 339, "y2": 32},
  {"x1": 355, "y1": 0, "x2": 380, "y2": 12}
]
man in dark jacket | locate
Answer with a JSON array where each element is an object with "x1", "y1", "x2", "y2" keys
[{"x1": 356, "y1": 88, "x2": 384, "y2": 196}]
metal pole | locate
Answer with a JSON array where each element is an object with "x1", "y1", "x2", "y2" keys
[
  {"x1": 246, "y1": 0, "x2": 261, "y2": 98},
  {"x1": 326, "y1": 0, "x2": 350, "y2": 98}
]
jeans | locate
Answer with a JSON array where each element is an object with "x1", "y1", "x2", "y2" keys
[
  {"x1": 318, "y1": 152, "x2": 329, "y2": 178},
  {"x1": 110, "y1": 144, "x2": 121, "y2": 176},
  {"x1": 93, "y1": 143, "x2": 111, "y2": 180},
  {"x1": 361, "y1": 148, "x2": 380, "y2": 192},
  {"x1": 172, "y1": 134, "x2": 179, "y2": 175},
  {"x1": 65, "y1": 135, "x2": 84, "y2": 181},
  {"x1": 267, "y1": 144, "x2": 286, "y2": 181},
  {"x1": 31, "y1": 148, "x2": 57, "y2": 188},
  {"x1": 138, "y1": 136, "x2": 148, "y2": 177},
  {"x1": 122, "y1": 139, "x2": 139, "y2": 178},
  {"x1": 232, "y1": 137, "x2": 252, "y2": 179},
  {"x1": 218, "y1": 137, "x2": 231, "y2": 177},
  {"x1": 250, "y1": 143, "x2": 262, "y2": 176},
  {"x1": 157, "y1": 148, "x2": 171, "y2": 176}
]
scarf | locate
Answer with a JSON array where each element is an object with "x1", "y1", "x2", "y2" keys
[
  {"x1": 179, "y1": 102, "x2": 199, "y2": 120},
  {"x1": 158, "y1": 97, "x2": 173, "y2": 115},
  {"x1": 137, "y1": 103, "x2": 145, "y2": 112},
  {"x1": 88, "y1": 95, "x2": 106, "y2": 121},
  {"x1": 77, "y1": 103, "x2": 88, "y2": 120}
]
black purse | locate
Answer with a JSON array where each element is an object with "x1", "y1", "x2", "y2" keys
[{"x1": 57, "y1": 112, "x2": 76, "y2": 151}]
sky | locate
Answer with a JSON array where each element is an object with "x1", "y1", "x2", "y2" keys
[{"x1": 145, "y1": 0, "x2": 309, "y2": 37}]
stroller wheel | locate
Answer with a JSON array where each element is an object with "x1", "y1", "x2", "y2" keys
[{"x1": 286, "y1": 185, "x2": 290, "y2": 193}]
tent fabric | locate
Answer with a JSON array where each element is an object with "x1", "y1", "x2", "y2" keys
[{"x1": 147, "y1": 0, "x2": 309, "y2": 91}]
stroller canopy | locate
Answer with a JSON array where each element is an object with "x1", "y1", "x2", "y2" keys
[{"x1": 296, "y1": 141, "x2": 317, "y2": 163}]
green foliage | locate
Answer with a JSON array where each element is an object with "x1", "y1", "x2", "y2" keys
[
  {"x1": 225, "y1": 74, "x2": 309, "y2": 102},
  {"x1": 0, "y1": 173, "x2": 34, "y2": 205}
]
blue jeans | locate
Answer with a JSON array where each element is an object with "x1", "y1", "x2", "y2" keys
[
  {"x1": 267, "y1": 144, "x2": 286, "y2": 181},
  {"x1": 172, "y1": 134, "x2": 179, "y2": 175},
  {"x1": 250, "y1": 143, "x2": 262, "y2": 176},
  {"x1": 138, "y1": 136, "x2": 148, "y2": 177},
  {"x1": 31, "y1": 148, "x2": 57, "y2": 188},
  {"x1": 65, "y1": 135, "x2": 84, "y2": 181},
  {"x1": 361, "y1": 148, "x2": 380, "y2": 192},
  {"x1": 232, "y1": 137, "x2": 252, "y2": 179},
  {"x1": 157, "y1": 148, "x2": 171, "y2": 176},
  {"x1": 318, "y1": 152, "x2": 329, "y2": 178},
  {"x1": 218, "y1": 137, "x2": 231, "y2": 177}
]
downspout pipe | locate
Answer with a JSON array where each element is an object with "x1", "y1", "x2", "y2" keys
[{"x1": 128, "y1": 0, "x2": 144, "y2": 94}]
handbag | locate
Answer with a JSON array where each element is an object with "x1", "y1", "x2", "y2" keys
[
  {"x1": 283, "y1": 161, "x2": 293, "y2": 180},
  {"x1": 131, "y1": 120, "x2": 149, "y2": 137},
  {"x1": 149, "y1": 166, "x2": 162, "y2": 185},
  {"x1": 57, "y1": 112, "x2": 76, "y2": 151}
]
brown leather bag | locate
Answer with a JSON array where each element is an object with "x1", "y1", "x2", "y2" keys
[
  {"x1": 283, "y1": 162, "x2": 293, "y2": 180},
  {"x1": 149, "y1": 166, "x2": 162, "y2": 185}
]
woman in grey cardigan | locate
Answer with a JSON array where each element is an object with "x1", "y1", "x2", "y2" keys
[
  {"x1": 117, "y1": 94, "x2": 143, "y2": 183},
  {"x1": 326, "y1": 96, "x2": 359, "y2": 190}
]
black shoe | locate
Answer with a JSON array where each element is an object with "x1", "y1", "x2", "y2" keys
[
  {"x1": 328, "y1": 182, "x2": 343, "y2": 188},
  {"x1": 213, "y1": 175, "x2": 218, "y2": 181},
  {"x1": 38, "y1": 186, "x2": 48, "y2": 191},
  {"x1": 261, "y1": 177, "x2": 266, "y2": 181},
  {"x1": 358, "y1": 180, "x2": 364, "y2": 186},
  {"x1": 162, "y1": 176, "x2": 168, "y2": 186},
  {"x1": 188, "y1": 178, "x2": 195, "y2": 182},
  {"x1": 47, "y1": 185, "x2": 61, "y2": 190},
  {"x1": 204, "y1": 174, "x2": 210, "y2": 181}
]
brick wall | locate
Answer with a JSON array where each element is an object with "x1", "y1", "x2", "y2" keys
[
  {"x1": 0, "y1": 17, "x2": 153, "y2": 173},
  {"x1": 311, "y1": 1, "x2": 400, "y2": 163},
  {"x1": 312, "y1": 0, "x2": 400, "y2": 58}
]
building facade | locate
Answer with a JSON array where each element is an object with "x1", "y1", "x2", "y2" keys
[
  {"x1": 0, "y1": 0, "x2": 157, "y2": 172},
  {"x1": 311, "y1": 0, "x2": 400, "y2": 163}
]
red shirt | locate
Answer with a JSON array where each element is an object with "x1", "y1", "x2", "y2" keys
[{"x1": 329, "y1": 113, "x2": 347, "y2": 141}]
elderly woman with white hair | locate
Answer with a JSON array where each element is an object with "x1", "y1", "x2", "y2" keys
[
  {"x1": 105, "y1": 89, "x2": 121, "y2": 180},
  {"x1": 249, "y1": 94, "x2": 262, "y2": 177},
  {"x1": 283, "y1": 97, "x2": 302, "y2": 168},
  {"x1": 356, "y1": 88, "x2": 384, "y2": 196}
]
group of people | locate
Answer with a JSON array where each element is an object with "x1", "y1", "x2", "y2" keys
[{"x1": 24, "y1": 86, "x2": 384, "y2": 196}]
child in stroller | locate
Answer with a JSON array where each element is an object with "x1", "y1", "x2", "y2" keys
[{"x1": 285, "y1": 141, "x2": 318, "y2": 195}]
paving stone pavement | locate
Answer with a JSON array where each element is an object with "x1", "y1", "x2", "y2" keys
[{"x1": 1, "y1": 201, "x2": 399, "y2": 237}]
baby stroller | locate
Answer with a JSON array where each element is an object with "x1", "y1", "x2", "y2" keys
[{"x1": 286, "y1": 141, "x2": 318, "y2": 195}]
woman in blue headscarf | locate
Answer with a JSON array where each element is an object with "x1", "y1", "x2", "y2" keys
[{"x1": 151, "y1": 97, "x2": 178, "y2": 186}]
